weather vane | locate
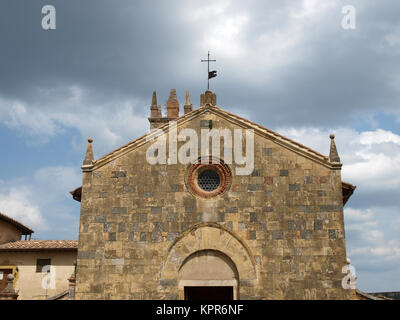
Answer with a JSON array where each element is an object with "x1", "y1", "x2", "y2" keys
[{"x1": 201, "y1": 51, "x2": 217, "y2": 90}]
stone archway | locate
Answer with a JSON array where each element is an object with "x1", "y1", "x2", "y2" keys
[
  {"x1": 179, "y1": 250, "x2": 239, "y2": 300},
  {"x1": 160, "y1": 223, "x2": 258, "y2": 300}
]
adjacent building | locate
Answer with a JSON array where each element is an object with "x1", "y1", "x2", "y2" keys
[{"x1": 0, "y1": 212, "x2": 77, "y2": 299}]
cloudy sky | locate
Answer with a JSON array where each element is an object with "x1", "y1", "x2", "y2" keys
[{"x1": 0, "y1": 0, "x2": 399, "y2": 292}]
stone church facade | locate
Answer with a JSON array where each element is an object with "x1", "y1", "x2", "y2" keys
[{"x1": 72, "y1": 89, "x2": 356, "y2": 300}]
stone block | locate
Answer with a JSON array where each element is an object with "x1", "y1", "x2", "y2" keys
[
  {"x1": 122, "y1": 185, "x2": 136, "y2": 193},
  {"x1": 289, "y1": 184, "x2": 300, "y2": 191},
  {"x1": 272, "y1": 230, "x2": 283, "y2": 240},
  {"x1": 104, "y1": 222, "x2": 113, "y2": 232},
  {"x1": 95, "y1": 215, "x2": 106, "y2": 223},
  {"x1": 251, "y1": 170, "x2": 261, "y2": 177},
  {"x1": 320, "y1": 205, "x2": 341, "y2": 212},
  {"x1": 329, "y1": 229, "x2": 337, "y2": 239},
  {"x1": 112, "y1": 171, "x2": 127, "y2": 178},
  {"x1": 301, "y1": 230, "x2": 312, "y2": 239},
  {"x1": 131, "y1": 222, "x2": 139, "y2": 232},
  {"x1": 305, "y1": 176, "x2": 313, "y2": 184},
  {"x1": 118, "y1": 222, "x2": 125, "y2": 232},
  {"x1": 248, "y1": 184, "x2": 261, "y2": 191},
  {"x1": 108, "y1": 232, "x2": 116, "y2": 241},
  {"x1": 314, "y1": 220, "x2": 323, "y2": 231},
  {"x1": 140, "y1": 232, "x2": 147, "y2": 242},
  {"x1": 140, "y1": 213, "x2": 147, "y2": 222},
  {"x1": 78, "y1": 251, "x2": 96, "y2": 259},
  {"x1": 151, "y1": 207, "x2": 162, "y2": 214},
  {"x1": 112, "y1": 258, "x2": 125, "y2": 266},
  {"x1": 280, "y1": 170, "x2": 289, "y2": 176},
  {"x1": 263, "y1": 148, "x2": 273, "y2": 156},
  {"x1": 142, "y1": 192, "x2": 153, "y2": 198},
  {"x1": 112, "y1": 207, "x2": 127, "y2": 214},
  {"x1": 167, "y1": 213, "x2": 178, "y2": 222},
  {"x1": 264, "y1": 176, "x2": 273, "y2": 184}
]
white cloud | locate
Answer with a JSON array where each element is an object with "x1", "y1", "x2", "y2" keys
[
  {"x1": 345, "y1": 208, "x2": 374, "y2": 221},
  {"x1": 0, "y1": 184, "x2": 46, "y2": 230},
  {"x1": 183, "y1": 0, "x2": 249, "y2": 58},
  {"x1": 343, "y1": 206, "x2": 400, "y2": 291},
  {"x1": 0, "y1": 165, "x2": 81, "y2": 238},
  {"x1": 33, "y1": 166, "x2": 81, "y2": 198},
  {"x1": 4, "y1": 100, "x2": 61, "y2": 138},
  {"x1": 0, "y1": 87, "x2": 149, "y2": 155},
  {"x1": 278, "y1": 127, "x2": 400, "y2": 190}
]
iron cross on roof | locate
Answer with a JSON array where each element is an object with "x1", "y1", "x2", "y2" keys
[{"x1": 201, "y1": 51, "x2": 217, "y2": 90}]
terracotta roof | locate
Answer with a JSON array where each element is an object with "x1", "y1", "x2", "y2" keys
[
  {"x1": 355, "y1": 289, "x2": 385, "y2": 300},
  {"x1": 342, "y1": 182, "x2": 356, "y2": 206},
  {"x1": 46, "y1": 289, "x2": 70, "y2": 300},
  {"x1": 70, "y1": 186, "x2": 81, "y2": 202},
  {"x1": 0, "y1": 212, "x2": 34, "y2": 235},
  {"x1": 0, "y1": 240, "x2": 78, "y2": 251}
]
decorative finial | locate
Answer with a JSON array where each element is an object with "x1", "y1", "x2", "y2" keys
[
  {"x1": 83, "y1": 138, "x2": 94, "y2": 166},
  {"x1": 184, "y1": 90, "x2": 193, "y2": 114},
  {"x1": 185, "y1": 91, "x2": 190, "y2": 105},
  {"x1": 329, "y1": 134, "x2": 341, "y2": 163},
  {"x1": 149, "y1": 91, "x2": 162, "y2": 119},
  {"x1": 1, "y1": 274, "x2": 18, "y2": 296},
  {"x1": 152, "y1": 91, "x2": 157, "y2": 106}
]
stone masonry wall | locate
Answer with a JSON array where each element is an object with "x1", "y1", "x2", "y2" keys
[{"x1": 75, "y1": 111, "x2": 351, "y2": 299}]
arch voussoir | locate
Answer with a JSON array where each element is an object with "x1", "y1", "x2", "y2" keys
[{"x1": 160, "y1": 223, "x2": 258, "y2": 286}]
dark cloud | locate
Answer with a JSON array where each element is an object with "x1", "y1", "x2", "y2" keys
[{"x1": 0, "y1": 0, "x2": 399, "y2": 129}]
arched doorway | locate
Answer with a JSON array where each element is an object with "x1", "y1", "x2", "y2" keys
[
  {"x1": 178, "y1": 250, "x2": 238, "y2": 300},
  {"x1": 160, "y1": 224, "x2": 258, "y2": 299}
]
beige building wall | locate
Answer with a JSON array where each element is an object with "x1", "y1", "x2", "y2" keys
[
  {"x1": 0, "y1": 250, "x2": 76, "y2": 300},
  {"x1": 0, "y1": 220, "x2": 22, "y2": 245}
]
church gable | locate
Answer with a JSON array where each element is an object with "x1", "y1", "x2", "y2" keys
[
  {"x1": 75, "y1": 90, "x2": 352, "y2": 300},
  {"x1": 86, "y1": 103, "x2": 337, "y2": 174}
]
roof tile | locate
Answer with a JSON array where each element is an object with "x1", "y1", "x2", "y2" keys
[{"x1": 0, "y1": 240, "x2": 78, "y2": 251}]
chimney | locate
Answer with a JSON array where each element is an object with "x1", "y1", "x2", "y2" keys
[
  {"x1": 166, "y1": 89, "x2": 179, "y2": 118},
  {"x1": 184, "y1": 90, "x2": 193, "y2": 114}
]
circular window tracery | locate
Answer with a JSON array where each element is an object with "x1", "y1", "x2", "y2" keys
[
  {"x1": 198, "y1": 170, "x2": 221, "y2": 192},
  {"x1": 186, "y1": 157, "x2": 231, "y2": 198}
]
